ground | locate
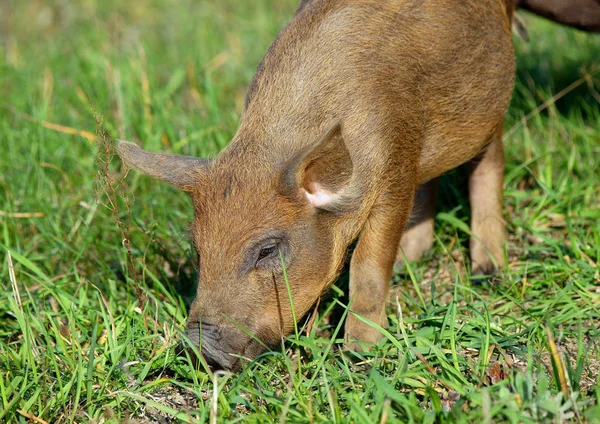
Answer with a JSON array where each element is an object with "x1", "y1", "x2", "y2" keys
[{"x1": 0, "y1": 0, "x2": 599, "y2": 422}]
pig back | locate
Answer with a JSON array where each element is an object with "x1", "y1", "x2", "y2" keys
[
  {"x1": 237, "y1": 0, "x2": 514, "y2": 183},
  {"x1": 414, "y1": 0, "x2": 515, "y2": 182}
]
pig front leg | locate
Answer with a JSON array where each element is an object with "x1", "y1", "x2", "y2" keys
[
  {"x1": 345, "y1": 186, "x2": 415, "y2": 350},
  {"x1": 468, "y1": 125, "x2": 506, "y2": 276}
]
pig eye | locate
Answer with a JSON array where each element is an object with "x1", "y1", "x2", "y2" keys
[
  {"x1": 247, "y1": 235, "x2": 287, "y2": 271},
  {"x1": 257, "y1": 244, "x2": 278, "y2": 262}
]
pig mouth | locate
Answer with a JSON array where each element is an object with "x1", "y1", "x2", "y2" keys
[{"x1": 183, "y1": 321, "x2": 266, "y2": 372}]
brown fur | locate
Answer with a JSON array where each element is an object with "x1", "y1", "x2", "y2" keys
[
  {"x1": 516, "y1": 0, "x2": 600, "y2": 32},
  {"x1": 117, "y1": 0, "x2": 515, "y2": 371}
]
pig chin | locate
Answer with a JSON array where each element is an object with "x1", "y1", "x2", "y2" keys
[{"x1": 183, "y1": 321, "x2": 268, "y2": 372}]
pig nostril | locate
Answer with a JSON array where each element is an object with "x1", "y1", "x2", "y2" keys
[
  {"x1": 185, "y1": 320, "x2": 219, "y2": 347},
  {"x1": 187, "y1": 320, "x2": 216, "y2": 330},
  {"x1": 182, "y1": 320, "x2": 242, "y2": 371}
]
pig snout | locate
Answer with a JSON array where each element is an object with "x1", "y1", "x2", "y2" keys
[{"x1": 184, "y1": 321, "x2": 248, "y2": 372}]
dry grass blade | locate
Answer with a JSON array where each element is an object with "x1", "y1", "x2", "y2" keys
[
  {"x1": 138, "y1": 45, "x2": 152, "y2": 124},
  {"x1": 304, "y1": 296, "x2": 321, "y2": 336},
  {"x1": 35, "y1": 121, "x2": 96, "y2": 142},
  {"x1": 545, "y1": 325, "x2": 569, "y2": 397},
  {"x1": 17, "y1": 410, "x2": 49, "y2": 424},
  {"x1": 5, "y1": 105, "x2": 96, "y2": 142},
  {"x1": 7, "y1": 251, "x2": 22, "y2": 313},
  {"x1": 512, "y1": 13, "x2": 529, "y2": 42},
  {"x1": 7, "y1": 251, "x2": 39, "y2": 357},
  {"x1": 211, "y1": 371, "x2": 232, "y2": 424},
  {"x1": 205, "y1": 51, "x2": 230, "y2": 73},
  {"x1": 0, "y1": 210, "x2": 45, "y2": 218},
  {"x1": 485, "y1": 344, "x2": 496, "y2": 364},
  {"x1": 379, "y1": 398, "x2": 392, "y2": 424},
  {"x1": 520, "y1": 262, "x2": 528, "y2": 300}
]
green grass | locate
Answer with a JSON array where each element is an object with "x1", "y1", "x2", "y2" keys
[{"x1": 1, "y1": 1, "x2": 599, "y2": 422}]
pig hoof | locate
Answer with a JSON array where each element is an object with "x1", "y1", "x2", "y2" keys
[
  {"x1": 345, "y1": 314, "x2": 386, "y2": 347},
  {"x1": 471, "y1": 261, "x2": 499, "y2": 285},
  {"x1": 472, "y1": 263, "x2": 496, "y2": 276}
]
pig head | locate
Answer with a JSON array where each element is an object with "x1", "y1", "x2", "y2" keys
[{"x1": 118, "y1": 124, "x2": 361, "y2": 370}]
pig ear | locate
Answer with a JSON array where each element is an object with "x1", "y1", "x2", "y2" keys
[
  {"x1": 116, "y1": 140, "x2": 211, "y2": 190},
  {"x1": 282, "y1": 123, "x2": 361, "y2": 213}
]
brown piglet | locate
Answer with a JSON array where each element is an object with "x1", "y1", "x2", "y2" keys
[{"x1": 117, "y1": 0, "x2": 515, "y2": 371}]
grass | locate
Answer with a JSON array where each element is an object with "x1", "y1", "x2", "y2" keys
[{"x1": 1, "y1": 0, "x2": 599, "y2": 422}]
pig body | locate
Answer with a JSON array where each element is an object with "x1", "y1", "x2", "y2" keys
[
  {"x1": 118, "y1": 0, "x2": 515, "y2": 371},
  {"x1": 516, "y1": 0, "x2": 600, "y2": 32}
]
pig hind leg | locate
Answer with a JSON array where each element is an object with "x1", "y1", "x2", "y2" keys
[
  {"x1": 468, "y1": 125, "x2": 506, "y2": 276},
  {"x1": 395, "y1": 178, "x2": 438, "y2": 267}
]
